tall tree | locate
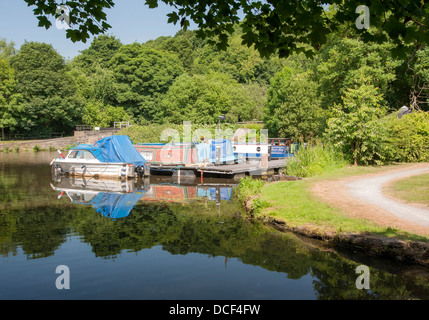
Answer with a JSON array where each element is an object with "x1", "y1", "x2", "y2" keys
[
  {"x1": 110, "y1": 43, "x2": 183, "y2": 123},
  {"x1": 0, "y1": 58, "x2": 22, "y2": 140},
  {"x1": 10, "y1": 42, "x2": 82, "y2": 136},
  {"x1": 316, "y1": 31, "x2": 402, "y2": 111},
  {"x1": 146, "y1": 30, "x2": 199, "y2": 71},
  {"x1": 325, "y1": 83, "x2": 389, "y2": 165},
  {"x1": 192, "y1": 31, "x2": 285, "y2": 85},
  {"x1": 71, "y1": 35, "x2": 122, "y2": 71},
  {"x1": 0, "y1": 38, "x2": 17, "y2": 59},
  {"x1": 408, "y1": 47, "x2": 429, "y2": 111},
  {"x1": 264, "y1": 67, "x2": 322, "y2": 142},
  {"x1": 158, "y1": 72, "x2": 256, "y2": 124}
]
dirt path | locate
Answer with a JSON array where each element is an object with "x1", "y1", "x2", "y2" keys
[{"x1": 311, "y1": 163, "x2": 429, "y2": 237}]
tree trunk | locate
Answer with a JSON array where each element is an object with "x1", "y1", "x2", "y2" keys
[{"x1": 353, "y1": 141, "x2": 359, "y2": 166}]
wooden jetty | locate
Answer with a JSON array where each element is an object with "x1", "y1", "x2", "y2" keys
[{"x1": 146, "y1": 158, "x2": 288, "y2": 180}]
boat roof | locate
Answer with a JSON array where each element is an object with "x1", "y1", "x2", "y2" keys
[{"x1": 72, "y1": 136, "x2": 147, "y2": 166}]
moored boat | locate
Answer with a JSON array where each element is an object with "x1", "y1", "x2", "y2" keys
[{"x1": 51, "y1": 135, "x2": 148, "y2": 179}]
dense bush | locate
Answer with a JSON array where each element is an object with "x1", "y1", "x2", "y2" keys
[
  {"x1": 386, "y1": 111, "x2": 429, "y2": 162},
  {"x1": 324, "y1": 84, "x2": 391, "y2": 166}
]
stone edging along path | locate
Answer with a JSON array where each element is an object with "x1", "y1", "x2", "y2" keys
[{"x1": 263, "y1": 216, "x2": 429, "y2": 268}]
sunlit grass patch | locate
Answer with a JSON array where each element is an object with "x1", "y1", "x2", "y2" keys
[{"x1": 384, "y1": 173, "x2": 429, "y2": 207}]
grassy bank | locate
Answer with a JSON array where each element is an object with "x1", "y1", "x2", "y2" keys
[
  {"x1": 258, "y1": 174, "x2": 427, "y2": 242},
  {"x1": 238, "y1": 166, "x2": 428, "y2": 243},
  {"x1": 383, "y1": 173, "x2": 429, "y2": 207},
  {"x1": 235, "y1": 143, "x2": 429, "y2": 266}
]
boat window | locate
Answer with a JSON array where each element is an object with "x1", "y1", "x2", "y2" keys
[
  {"x1": 67, "y1": 150, "x2": 96, "y2": 160},
  {"x1": 82, "y1": 151, "x2": 96, "y2": 160},
  {"x1": 68, "y1": 150, "x2": 79, "y2": 158}
]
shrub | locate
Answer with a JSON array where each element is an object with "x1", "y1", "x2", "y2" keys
[
  {"x1": 236, "y1": 177, "x2": 269, "y2": 217},
  {"x1": 66, "y1": 144, "x2": 76, "y2": 150},
  {"x1": 386, "y1": 111, "x2": 429, "y2": 162},
  {"x1": 33, "y1": 145, "x2": 41, "y2": 152},
  {"x1": 236, "y1": 176, "x2": 264, "y2": 200},
  {"x1": 286, "y1": 143, "x2": 348, "y2": 177},
  {"x1": 324, "y1": 84, "x2": 389, "y2": 166}
]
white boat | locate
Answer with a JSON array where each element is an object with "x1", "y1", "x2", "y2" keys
[{"x1": 51, "y1": 135, "x2": 148, "y2": 179}]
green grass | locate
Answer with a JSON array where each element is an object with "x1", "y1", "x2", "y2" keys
[
  {"x1": 384, "y1": 173, "x2": 429, "y2": 207},
  {"x1": 257, "y1": 167, "x2": 429, "y2": 242}
]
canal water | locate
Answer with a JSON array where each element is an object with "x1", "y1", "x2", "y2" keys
[{"x1": 1, "y1": 151, "x2": 429, "y2": 300}]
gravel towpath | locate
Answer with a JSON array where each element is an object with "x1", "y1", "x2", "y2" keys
[
  {"x1": 311, "y1": 163, "x2": 429, "y2": 236},
  {"x1": 346, "y1": 166, "x2": 429, "y2": 226}
]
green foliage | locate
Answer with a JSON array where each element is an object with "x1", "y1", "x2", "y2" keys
[
  {"x1": 66, "y1": 144, "x2": 76, "y2": 150},
  {"x1": 316, "y1": 35, "x2": 402, "y2": 111},
  {"x1": 236, "y1": 177, "x2": 264, "y2": 202},
  {"x1": 264, "y1": 67, "x2": 323, "y2": 142},
  {"x1": 0, "y1": 57, "x2": 21, "y2": 139},
  {"x1": 158, "y1": 72, "x2": 257, "y2": 124},
  {"x1": 386, "y1": 112, "x2": 429, "y2": 162},
  {"x1": 69, "y1": 64, "x2": 117, "y2": 106},
  {"x1": 192, "y1": 31, "x2": 285, "y2": 85},
  {"x1": 24, "y1": 0, "x2": 113, "y2": 43},
  {"x1": 118, "y1": 123, "x2": 183, "y2": 144},
  {"x1": 110, "y1": 43, "x2": 183, "y2": 123},
  {"x1": 236, "y1": 177, "x2": 270, "y2": 217},
  {"x1": 409, "y1": 47, "x2": 429, "y2": 111},
  {"x1": 325, "y1": 84, "x2": 389, "y2": 166},
  {"x1": 119, "y1": 122, "x2": 247, "y2": 144},
  {"x1": 82, "y1": 101, "x2": 130, "y2": 128},
  {"x1": 25, "y1": 1, "x2": 429, "y2": 59},
  {"x1": 145, "y1": 30, "x2": 199, "y2": 71},
  {"x1": 32, "y1": 145, "x2": 41, "y2": 152},
  {"x1": 249, "y1": 197, "x2": 271, "y2": 216},
  {"x1": 0, "y1": 10, "x2": 425, "y2": 169},
  {"x1": 10, "y1": 42, "x2": 82, "y2": 136},
  {"x1": 71, "y1": 35, "x2": 122, "y2": 71},
  {"x1": 286, "y1": 144, "x2": 348, "y2": 178},
  {"x1": 0, "y1": 38, "x2": 17, "y2": 59}
]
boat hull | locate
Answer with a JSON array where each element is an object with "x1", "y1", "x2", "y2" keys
[{"x1": 51, "y1": 159, "x2": 136, "y2": 179}]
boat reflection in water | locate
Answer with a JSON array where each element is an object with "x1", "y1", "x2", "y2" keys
[{"x1": 50, "y1": 176, "x2": 236, "y2": 219}]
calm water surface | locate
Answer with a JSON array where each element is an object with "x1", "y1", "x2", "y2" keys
[{"x1": 1, "y1": 151, "x2": 429, "y2": 300}]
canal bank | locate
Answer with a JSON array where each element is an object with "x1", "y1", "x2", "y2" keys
[{"x1": 239, "y1": 163, "x2": 429, "y2": 268}]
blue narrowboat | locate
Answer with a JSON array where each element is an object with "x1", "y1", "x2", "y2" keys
[{"x1": 268, "y1": 138, "x2": 298, "y2": 158}]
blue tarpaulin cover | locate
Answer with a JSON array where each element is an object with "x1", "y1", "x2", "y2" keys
[
  {"x1": 196, "y1": 139, "x2": 236, "y2": 163},
  {"x1": 92, "y1": 135, "x2": 147, "y2": 166},
  {"x1": 89, "y1": 191, "x2": 145, "y2": 219}
]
